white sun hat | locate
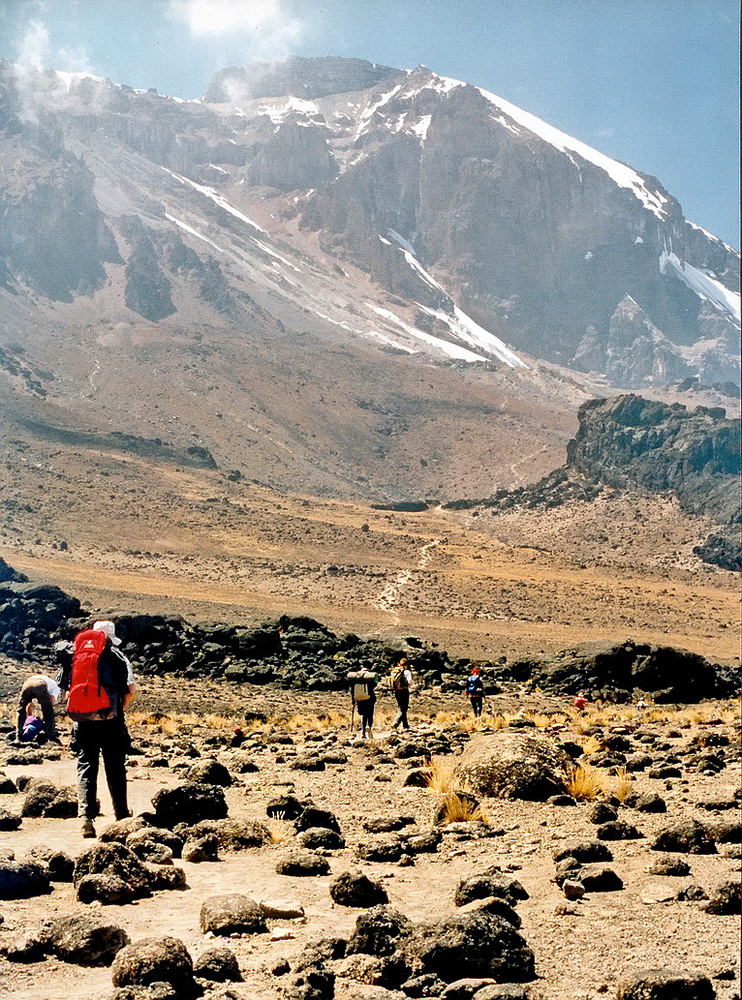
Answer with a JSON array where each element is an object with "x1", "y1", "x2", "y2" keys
[{"x1": 92, "y1": 620, "x2": 122, "y2": 646}]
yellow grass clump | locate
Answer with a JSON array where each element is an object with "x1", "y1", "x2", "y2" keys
[
  {"x1": 437, "y1": 791, "x2": 492, "y2": 826},
  {"x1": 565, "y1": 764, "x2": 606, "y2": 801},
  {"x1": 423, "y1": 756, "x2": 459, "y2": 793},
  {"x1": 613, "y1": 767, "x2": 634, "y2": 802}
]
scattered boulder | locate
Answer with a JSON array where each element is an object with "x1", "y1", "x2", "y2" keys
[
  {"x1": 0, "y1": 860, "x2": 51, "y2": 899},
  {"x1": 20, "y1": 779, "x2": 77, "y2": 818},
  {"x1": 298, "y1": 827, "x2": 345, "y2": 851},
  {"x1": 575, "y1": 867, "x2": 623, "y2": 892},
  {"x1": 276, "y1": 851, "x2": 330, "y2": 877},
  {"x1": 126, "y1": 827, "x2": 184, "y2": 858},
  {"x1": 596, "y1": 821, "x2": 644, "y2": 841},
  {"x1": 22, "y1": 846, "x2": 74, "y2": 881},
  {"x1": 45, "y1": 912, "x2": 129, "y2": 966},
  {"x1": 0, "y1": 808, "x2": 21, "y2": 831},
  {"x1": 553, "y1": 841, "x2": 613, "y2": 864},
  {"x1": 199, "y1": 894, "x2": 267, "y2": 936},
  {"x1": 73, "y1": 843, "x2": 150, "y2": 900},
  {"x1": 454, "y1": 875, "x2": 528, "y2": 909},
  {"x1": 403, "y1": 910, "x2": 535, "y2": 983},
  {"x1": 330, "y1": 871, "x2": 389, "y2": 908},
  {"x1": 648, "y1": 858, "x2": 691, "y2": 877},
  {"x1": 193, "y1": 947, "x2": 242, "y2": 982},
  {"x1": 295, "y1": 807, "x2": 341, "y2": 833},
  {"x1": 100, "y1": 816, "x2": 151, "y2": 843},
  {"x1": 355, "y1": 838, "x2": 404, "y2": 863},
  {"x1": 174, "y1": 818, "x2": 269, "y2": 851},
  {"x1": 152, "y1": 784, "x2": 227, "y2": 828},
  {"x1": 455, "y1": 732, "x2": 572, "y2": 801},
  {"x1": 704, "y1": 880, "x2": 741, "y2": 915},
  {"x1": 651, "y1": 821, "x2": 717, "y2": 855},
  {"x1": 77, "y1": 874, "x2": 137, "y2": 906},
  {"x1": 184, "y1": 758, "x2": 233, "y2": 787},
  {"x1": 617, "y1": 969, "x2": 715, "y2": 999},
  {"x1": 111, "y1": 937, "x2": 197, "y2": 997},
  {"x1": 347, "y1": 906, "x2": 413, "y2": 957},
  {"x1": 266, "y1": 794, "x2": 305, "y2": 820},
  {"x1": 183, "y1": 834, "x2": 219, "y2": 863}
]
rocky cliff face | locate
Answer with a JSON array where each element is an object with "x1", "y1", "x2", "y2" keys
[
  {"x1": 448, "y1": 394, "x2": 740, "y2": 571},
  {"x1": 0, "y1": 55, "x2": 738, "y2": 388},
  {"x1": 567, "y1": 395, "x2": 740, "y2": 525}
]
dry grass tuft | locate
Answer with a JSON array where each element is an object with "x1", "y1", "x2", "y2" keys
[
  {"x1": 612, "y1": 767, "x2": 634, "y2": 802},
  {"x1": 565, "y1": 764, "x2": 606, "y2": 801},
  {"x1": 424, "y1": 756, "x2": 460, "y2": 793},
  {"x1": 579, "y1": 735, "x2": 602, "y2": 755},
  {"x1": 437, "y1": 792, "x2": 492, "y2": 826}
]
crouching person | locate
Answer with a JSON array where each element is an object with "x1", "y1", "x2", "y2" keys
[
  {"x1": 16, "y1": 673, "x2": 62, "y2": 743},
  {"x1": 59, "y1": 620, "x2": 136, "y2": 838}
]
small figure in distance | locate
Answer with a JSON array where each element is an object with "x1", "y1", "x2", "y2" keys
[
  {"x1": 389, "y1": 655, "x2": 413, "y2": 731},
  {"x1": 573, "y1": 692, "x2": 588, "y2": 712},
  {"x1": 347, "y1": 663, "x2": 379, "y2": 739},
  {"x1": 58, "y1": 620, "x2": 137, "y2": 839},
  {"x1": 466, "y1": 666, "x2": 485, "y2": 718},
  {"x1": 16, "y1": 671, "x2": 62, "y2": 744}
]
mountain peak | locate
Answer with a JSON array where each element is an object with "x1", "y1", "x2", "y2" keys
[{"x1": 204, "y1": 55, "x2": 404, "y2": 104}]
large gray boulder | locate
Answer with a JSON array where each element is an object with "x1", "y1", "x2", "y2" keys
[
  {"x1": 455, "y1": 732, "x2": 572, "y2": 800},
  {"x1": 199, "y1": 894, "x2": 267, "y2": 936},
  {"x1": 45, "y1": 912, "x2": 129, "y2": 965},
  {"x1": 617, "y1": 969, "x2": 715, "y2": 999},
  {"x1": 111, "y1": 937, "x2": 196, "y2": 996},
  {"x1": 403, "y1": 911, "x2": 535, "y2": 983}
]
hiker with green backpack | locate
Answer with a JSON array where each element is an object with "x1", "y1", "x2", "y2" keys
[
  {"x1": 389, "y1": 655, "x2": 413, "y2": 731},
  {"x1": 347, "y1": 665, "x2": 379, "y2": 739}
]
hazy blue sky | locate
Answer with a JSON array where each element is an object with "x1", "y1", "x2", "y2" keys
[{"x1": 1, "y1": 0, "x2": 739, "y2": 247}]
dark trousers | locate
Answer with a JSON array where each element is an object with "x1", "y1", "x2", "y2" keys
[
  {"x1": 75, "y1": 718, "x2": 129, "y2": 820},
  {"x1": 470, "y1": 696, "x2": 484, "y2": 717},
  {"x1": 357, "y1": 697, "x2": 375, "y2": 736},
  {"x1": 393, "y1": 689, "x2": 410, "y2": 729},
  {"x1": 17, "y1": 682, "x2": 58, "y2": 741}
]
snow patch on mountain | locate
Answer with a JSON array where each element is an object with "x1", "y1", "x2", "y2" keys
[
  {"x1": 162, "y1": 168, "x2": 268, "y2": 234},
  {"x1": 368, "y1": 304, "x2": 487, "y2": 362},
  {"x1": 418, "y1": 305, "x2": 527, "y2": 369},
  {"x1": 165, "y1": 214, "x2": 224, "y2": 253},
  {"x1": 660, "y1": 251, "x2": 741, "y2": 322}
]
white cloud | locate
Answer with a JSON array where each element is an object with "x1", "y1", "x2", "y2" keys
[
  {"x1": 169, "y1": 0, "x2": 302, "y2": 62},
  {"x1": 12, "y1": 18, "x2": 104, "y2": 122}
]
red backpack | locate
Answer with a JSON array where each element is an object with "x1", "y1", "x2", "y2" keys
[{"x1": 66, "y1": 629, "x2": 115, "y2": 721}]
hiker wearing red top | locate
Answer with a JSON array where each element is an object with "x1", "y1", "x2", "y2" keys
[
  {"x1": 58, "y1": 620, "x2": 136, "y2": 838},
  {"x1": 466, "y1": 667, "x2": 485, "y2": 717},
  {"x1": 573, "y1": 693, "x2": 588, "y2": 711}
]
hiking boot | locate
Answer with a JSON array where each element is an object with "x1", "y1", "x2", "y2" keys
[{"x1": 81, "y1": 819, "x2": 96, "y2": 838}]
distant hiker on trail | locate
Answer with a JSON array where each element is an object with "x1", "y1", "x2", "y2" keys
[
  {"x1": 348, "y1": 666, "x2": 378, "y2": 739},
  {"x1": 573, "y1": 693, "x2": 588, "y2": 712},
  {"x1": 58, "y1": 620, "x2": 136, "y2": 838},
  {"x1": 466, "y1": 666, "x2": 485, "y2": 717},
  {"x1": 389, "y1": 656, "x2": 413, "y2": 731},
  {"x1": 16, "y1": 673, "x2": 62, "y2": 744}
]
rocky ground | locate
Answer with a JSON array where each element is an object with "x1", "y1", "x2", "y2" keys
[{"x1": 0, "y1": 654, "x2": 739, "y2": 1000}]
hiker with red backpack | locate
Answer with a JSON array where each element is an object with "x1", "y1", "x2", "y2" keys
[
  {"x1": 389, "y1": 656, "x2": 413, "y2": 731},
  {"x1": 466, "y1": 666, "x2": 485, "y2": 717},
  {"x1": 58, "y1": 620, "x2": 136, "y2": 838}
]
